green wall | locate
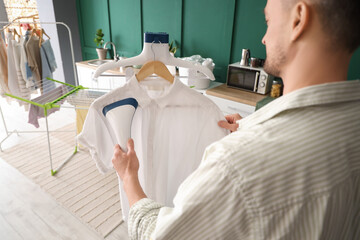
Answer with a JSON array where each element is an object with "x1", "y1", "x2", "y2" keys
[{"x1": 76, "y1": 0, "x2": 360, "y2": 82}]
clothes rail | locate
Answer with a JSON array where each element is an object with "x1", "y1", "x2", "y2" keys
[
  {"x1": 0, "y1": 21, "x2": 78, "y2": 86},
  {"x1": 0, "y1": 21, "x2": 81, "y2": 175}
]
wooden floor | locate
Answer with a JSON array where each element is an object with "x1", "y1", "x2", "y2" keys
[
  {"x1": 0, "y1": 98, "x2": 129, "y2": 240},
  {"x1": 0, "y1": 159, "x2": 129, "y2": 240}
]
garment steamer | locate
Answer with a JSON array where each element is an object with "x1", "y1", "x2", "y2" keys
[
  {"x1": 93, "y1": 32, "x2": 215, "y2": 80},
  {"x1": 102, "y1": 98, "x2": 138, "y2": 152}
]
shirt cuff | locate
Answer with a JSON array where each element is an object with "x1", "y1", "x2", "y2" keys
[
  {"x1": 236, "y1": 119, "x2": 242, "y2": 131},
  {"x1": 129, "y1": 198, "x2": 163, "y2": 219},
  {"x1": 128, "y1": 198, "x2": 164, "y2": 240}
]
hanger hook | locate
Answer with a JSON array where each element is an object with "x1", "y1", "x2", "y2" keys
[
  {"x1": 150, "y1": 40, "x2": 162, "y2": 61},
  {"x1": 151, "y1": 41, "x2": 155, "y2": 61}
]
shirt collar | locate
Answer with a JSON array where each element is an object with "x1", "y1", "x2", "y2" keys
[
  {"x1": 238, "y1": 80, "x2": 360, "y2": 129},
  {"x1": 127, "y1": 74, "x2": 184, "y2": 108}
]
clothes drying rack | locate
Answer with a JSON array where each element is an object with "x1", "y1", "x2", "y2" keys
[{"x1": 0, "y1": 21, "x2": 86, "y2": 175}]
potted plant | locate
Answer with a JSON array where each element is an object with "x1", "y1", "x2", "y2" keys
[
  {"x1": 167, "y1": 40, "x2": 179, "y2": 75},
  {"x1": 169, "y1": 40, "x2": 178, "y2": 55},
  {"x1": 94, "y1": 29, "x2": 107, "y2": 60}
]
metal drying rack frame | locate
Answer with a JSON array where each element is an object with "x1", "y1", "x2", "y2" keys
[{"x1": 0, "y1": 21, "x2": 81, "y2": 175}]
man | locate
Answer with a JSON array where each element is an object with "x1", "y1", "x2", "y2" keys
[{"x1": 112, "y1": 0, "x2": 360, "y2": 239}]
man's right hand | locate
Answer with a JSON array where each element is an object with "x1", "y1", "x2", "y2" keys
[{"x1": 218, "y1": 113, "x2": 242, "y2": 132}]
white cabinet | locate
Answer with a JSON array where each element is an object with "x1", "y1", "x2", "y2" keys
[
  {"x1": 203, "y1": 84, "x2": 267, "y2": 118},
  {"x1": 76, "y1": 65, "x2": 127, "y2": 90},
  {"x1": 204, "y1": 94, "x2": 255, "y2": 117}
]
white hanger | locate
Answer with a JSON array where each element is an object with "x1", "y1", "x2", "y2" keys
[{"x1": 93, "y1": 33, "x2": 215, "y2": 80}]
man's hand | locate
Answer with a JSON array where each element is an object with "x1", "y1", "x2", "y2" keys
[
  {"x1": 112, "y1": 139, "x2": 139, "y2": 182},
  {"x1": 112, "y1": 139, "x2": 147, "y2": 207},
  {"x1": 218, "y1": 113, "x2": 242, "y2": 132}
]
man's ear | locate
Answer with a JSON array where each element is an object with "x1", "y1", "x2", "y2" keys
[{"x1": 291, "y1": 1, "x2": 310, "y2": 42}]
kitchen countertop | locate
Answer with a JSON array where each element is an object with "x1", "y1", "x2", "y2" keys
[
  {"x1": 76, "y1": 59, "x2": 128, "y2": 75},
  {"x1": 206, "y1": 84, "x2": 268, "y2": 106}
]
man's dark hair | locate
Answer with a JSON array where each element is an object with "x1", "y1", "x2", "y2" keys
[{"x1": 285, "y1": 0, "x2": 360, "y2": 53}]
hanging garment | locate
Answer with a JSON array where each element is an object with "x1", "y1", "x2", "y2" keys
[
  {"x1": 7, "y1": 34, "x2": 24, "y2": 100},
  {"x1": 12, "y1": 39, "x2": 31, "y2": 109},
  {"x1": 19, "y1": 34, "x2": 35, "y2": 89},
  {"x1": 0, "y1": 34, "x2": 9, "y2": 95},
  {"x1": 25, "y1": 36, "x2": 42, "y2": 92},
  {"x1": 40, "y1": 39, "x2": 57, "y2": 72},
  {"x1": 28, "y1": 85, "x2": 68, "y2": 128},
  {"x1": 78, "y1": 75, "x2": 229, "y2": 221},
  {"x1": 40, "y1": 39, "x2": 57, "y2": 93}
]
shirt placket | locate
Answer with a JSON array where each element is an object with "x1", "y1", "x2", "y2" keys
[{"x1": 146, "y1": 101, "x2": 157, "y2": 198}]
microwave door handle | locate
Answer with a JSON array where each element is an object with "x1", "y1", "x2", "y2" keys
[{"x1": 253, "y1": 72, "x2": 260, "y2": 92}]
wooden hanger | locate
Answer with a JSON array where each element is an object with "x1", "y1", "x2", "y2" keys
[
  {"x1": 10, "y1": 28, "x2": 21, "y2": 41},
  {"x1": 33, "y1": 17, "x2": 38, "y2": 30},
  {"x1": 41, "y1": 28, "x2": 50, "y2": 40},
  {"x1": 28, "y1": 27, "x2": 40, "y2": 43},
  {"x1": 30, "y1": 28, "x2": 37, "y2": 37},
  {"x1": 38, "y1": 28, "x2": 51, "y2": 47},
  {"x1": 14, "y1": 28, "x2": 21, "y2": 40},
  {"x1": 17, "y1": 20, "x2": 22, "y2": 35},
  {"x1": 38, "y1": 29, "x2": 43, "y2": 47},
  {"x1": 136, "y1": 60, "x2": 174, "y2": 83}
]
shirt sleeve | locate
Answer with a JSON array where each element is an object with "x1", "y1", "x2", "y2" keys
[
  {"x1": 77, "y1": 103, "x2": 115, "y2": 174},
  {"x1": 128, "y1": 152, "x2": 251, "y2": 240}
]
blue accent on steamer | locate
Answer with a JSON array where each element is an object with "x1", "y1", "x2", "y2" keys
[{"x1": 102, "y1": 98, "x2": 138, "y2": 116}]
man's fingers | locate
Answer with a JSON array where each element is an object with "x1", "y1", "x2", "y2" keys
[
  {"x1": 114, "y1": 144, "x2": 124, "y2": 154},
  {"x1": 224, "y1": 115, "x2": 235, "y2": 124},
  {"x1": 218, "y1": 120, "x2": 231, "y2": 130},
  {"x1": 127, "y1": 138, "x2": 135, "y2": 152},
  {"x1": 112, "y1": 145, "x2": 122, "y2": 166},
  {"x1": 225, "y1": 114, "x2": 242, "y2": 124},
  {"x1": 218, "y1": 120, "x2": 238, "y2": 132}
]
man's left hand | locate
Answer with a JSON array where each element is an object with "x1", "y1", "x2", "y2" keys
[{"x1": 112, "y1": 139, "x2": 140, "y2": 181}]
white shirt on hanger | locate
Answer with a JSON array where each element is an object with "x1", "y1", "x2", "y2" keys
[{"x1": 78, "y1": 74, "x2": 229, "y2": 221}]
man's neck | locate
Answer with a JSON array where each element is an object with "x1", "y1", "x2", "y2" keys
[{"x1": 281, "y1": 45, "x2": 351, "y2": 95}]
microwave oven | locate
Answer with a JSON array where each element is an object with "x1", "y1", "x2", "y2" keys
[{"x1": 226, "y1": 62, "x2": 274, "y2": 94}]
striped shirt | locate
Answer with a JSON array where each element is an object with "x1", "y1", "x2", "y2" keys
[{"x1": 128, "y1": 80, "x2": 360, "y2": 240}]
